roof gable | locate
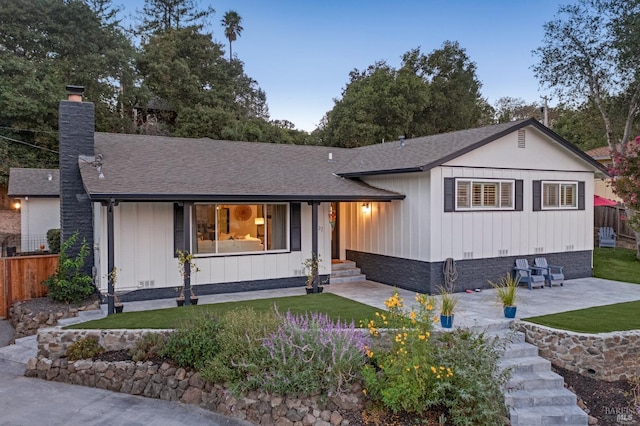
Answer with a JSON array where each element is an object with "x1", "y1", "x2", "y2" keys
[{"x1": 336, "y1": 119, "x2": 608, "y2": 177}]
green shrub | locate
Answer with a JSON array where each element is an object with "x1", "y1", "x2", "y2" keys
[
  {"x1": 200, "y1": 308, "x2": 279, "y2": 389},
  {"x1": 361, "y1": 292, "x2": 510, "y2": 425},
  {"x1": 433, "y1": 330, "x2": 510, "y2": 426},
  {"x1": 252, "y1": 310, "x2": 367, "y2": 397},
  {"x1": 46, "y1": 229, "x2": 61, "y2": 254},
  {"x1": 160, "y1": 313, "x2": 221, "y2": 369},
  {"x1": 130, "y1": 333, "x2": 167, "y2": 362},
  {"x1": 42, "y1": 232, "x2": 94, "y2": 303},
  {"x1": 66, "y1": 336, "x2": 104, "y2": 361}
]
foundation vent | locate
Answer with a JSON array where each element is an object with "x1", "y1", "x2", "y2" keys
[
  {"x1": 534, "y1": 247, "x2": 544, "y2": 254},
  {"x1": 137, "y1": 280, "x2": 155, "y2": 288},
  {"x1": 463, "y1": 251, "x2": 474, "y2": 259},
  {"x1": 566, "y1": 244, "x2": 574, "y2": 251},
  {"x1": 498, "y1": 249, "x2": 509, "y2": 256}
]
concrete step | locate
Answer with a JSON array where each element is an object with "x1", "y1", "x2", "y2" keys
[
  {"x1": 500, "y1": 356, "x2": 552, "y2": 374},
  {"x1": 58, "y1": 305, "x2": 107, "y2": 326},
  {"x1": 505, "y1": 387, "x2": 577, "y2": 408},
  {"x1": 330, "y1": 261, "x2": 357, "y2": 271},
  {"x1": 330, "y1": 267, "x2": 362, "y2": 277},
  {"x1": 507, "y1": 371, "x2": 565, "y2": 391},
  {"x1": 330, "y1": 274, "x2": 367, "y2": 284},
  {"x1": 502, "y1": 341, "x2": 539, "y2": 359},
  {"x1": 509, "y1": 404, "x2": 587, "y2": 425},
  {"x1": 0, "y1": 335, "x2": 37, "y2": 365}
]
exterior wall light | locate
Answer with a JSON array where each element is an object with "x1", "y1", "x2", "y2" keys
[{"x1": 361, "y1": 203, "x2": 370, "y2": 213}]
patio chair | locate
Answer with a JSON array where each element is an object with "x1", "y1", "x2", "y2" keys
[
  {"x1": 534, "y1": 257, "x2": 564, "y2": 287},
  {"x1": 513, "y1": 259, "x2": 546, "y2": 290},
  {"x1": 598, "y1": 227, "x2": 616, "y2": 248}
]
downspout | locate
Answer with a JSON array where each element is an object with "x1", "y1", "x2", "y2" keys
[{"x1": 106, "y1": 199, "x2": 115, "y2": 315}]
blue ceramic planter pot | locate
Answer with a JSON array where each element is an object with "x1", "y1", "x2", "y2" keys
[
  {"x1": 440, "y1": 314, "x2": 454, "y2": 328},
  {"x1": 504, "y1": 306, "x2": 517, "y2": 319}
]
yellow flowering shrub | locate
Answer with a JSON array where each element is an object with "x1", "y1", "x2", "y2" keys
[{"x1": 361, "y1": 292, "x2": 510, "y2": 425}]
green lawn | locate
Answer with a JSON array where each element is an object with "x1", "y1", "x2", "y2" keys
[
  {"x1": 524, "y1": 247, "x2": 640, "y2": 333},
  {"x1": 593, "y1": 247, "x2": 640, "y2": 284},
  {"x1": 66, "y1": 293, "x2": 380, "y2": 329},
  {"x1": 524, "y1": 300, "x2": 640, "y2": 333}
]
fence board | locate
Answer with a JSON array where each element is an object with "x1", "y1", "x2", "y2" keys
[
  {"x1": 595, "y1": 206, "x2": 634, "y2": 239},
  {"x1": 0, "y1": 255, "x2": 58, "y2": 319}
]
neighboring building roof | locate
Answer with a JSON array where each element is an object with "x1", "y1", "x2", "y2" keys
[
  {"x1": 79, "y1": 134, "x2": 404, "y2": 202},
  {"x1": 585, "y1": 145, "x2": 617, "y2": 161},
  {"x1": 8, "y1": 168, "x2": 59, "y2": 197},
  {"x1": 336, "y1": 118, "x2": 609, "y2": 178}
]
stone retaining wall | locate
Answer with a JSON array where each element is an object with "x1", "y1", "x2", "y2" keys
[
  {"x1": 513, "y1": 321, "x2": 640, "y2": 381},
  {"x1": 28, "y1": 329, "x2": 363, "y2": 426},
  {"x1": 9, "y1": 299, "x2": 100, "y2": 339}
]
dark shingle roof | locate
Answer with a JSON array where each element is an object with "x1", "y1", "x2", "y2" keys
[
  {"x1": 8, "y1": 168, "x2": 59, "y2": 197},
  {"x1": 80, "y1": 134, "x2": 404, "y2": 201},
  {"x1": 337, "y1": 118, "x2": 608, "y2": 177}
]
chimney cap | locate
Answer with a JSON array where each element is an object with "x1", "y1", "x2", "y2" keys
[{"x1": 66, "y1": 85, "x2": 84, "y2": 95}]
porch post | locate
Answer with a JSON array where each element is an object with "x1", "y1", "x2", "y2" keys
[
  {"x1": 311, "y1": 201, "x2": 319, "y2": 292},
  {"x1": 183, "y1": 202, "x2": 193, "y2": 305},
  {"x1": 106, "y1": 199, "x2": 115, "y2": 315}
]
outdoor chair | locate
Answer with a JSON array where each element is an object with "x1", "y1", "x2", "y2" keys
[
  {"x1": 513, "y1": 259, "x2": 546, "y2": 290},
  {"x1": 534, "y1": 257, "x2": 564, "y2": 287},
  {"x1": 598, "y1": 227, "x2": 616, "y2": 248}
]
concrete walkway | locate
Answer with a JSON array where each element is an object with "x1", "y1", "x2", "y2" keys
[{"x1": 1, "y1": 277, "x2": 640, "y2": 426}]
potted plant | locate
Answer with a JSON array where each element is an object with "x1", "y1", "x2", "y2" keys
[
  {"x1": 108, "y1": 267, "x2": 124, "y2": 313},
  {"x1": 302, "y1": 253, "x2": 323, "y2": 294},
  {"x1": 490, "y1": 273, "x2": 519, "y2": 318},
  {"x1": 438, "y1": 287, "x2": 458, "y2": 328},
  {"x1": 176, "y1": 249, "x2": 200, "y2": 306}
]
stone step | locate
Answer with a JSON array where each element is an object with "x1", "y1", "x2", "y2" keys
[
  {"x1": 330, "y1": 274, "x2": 367, "y2": 284},
  {"x1": 500, "y1": 356, "x2": 552, "y2": 374},
  {"x1": 502, "y1": 341, "x2": 539, "y2": 359},
  {"x1": 507, "y1": 371, "x2": 565, "y2": 391},
  {"x1": 505, "y1": 387, "x2": 577, "y2": 408},
  {"x1": 509, "y1": 404, "x2": 587, "y2": 425},
  {"x1": 330, "y1": 260, "x2": 357, "y2": 271},
  {"x1": 330, "y1": 267, "x2": 362, "y2": 277}
]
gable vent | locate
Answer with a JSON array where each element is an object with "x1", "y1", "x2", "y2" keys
[{"x1": 517, "y1": 129, "x2": 526, "y2": 148}]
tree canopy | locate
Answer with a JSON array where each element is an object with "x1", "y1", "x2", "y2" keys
[{"x1": 316, "y1": 42, "x2": 489, "y2": 148}]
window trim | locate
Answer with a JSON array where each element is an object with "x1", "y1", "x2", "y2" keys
[
  {"x1": 541, "y1": 181, "x2": 579, "y2": 210},
  {"x1": 454, "y1": 178, "x2": 516, "y2": 211},
  {"x1": 190, "y1": 202, "x2": 291, "y2": 257}
]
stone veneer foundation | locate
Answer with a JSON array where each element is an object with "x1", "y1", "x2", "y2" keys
[
  {"x1": 512, "y1": 320, "x2": 640, "y2": 382},
  {"x1": 28, "y1": 329, "x2": 363, "y2": 426}
]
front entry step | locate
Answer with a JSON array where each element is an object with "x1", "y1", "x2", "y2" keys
[{"x1": 330, "y1": 260, "x2": 366, "y2": 284}]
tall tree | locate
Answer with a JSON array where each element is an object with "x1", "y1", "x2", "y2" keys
[
  {"x1": 137, "y1": 0, "x2": 215, "y2": 37},
  {"x1": 317, "y1": 42, "x2": 488, "y2": 148},
  {"x1": 221, "y1": 10, "x2": 243, "y2": 61},
  {"x1": 533, "y1": 0, "x2": 640, "y2": 157},
  {"x1": 0, "y1": 0, "x2": 136, "y2": 183},
  {"x1": 402, "y1": 42, "x2": 487, "y2": 136}
]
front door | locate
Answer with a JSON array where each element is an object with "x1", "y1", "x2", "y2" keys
[{"x1": 330, "y1": 202, "x2": 339, "y2": 259}]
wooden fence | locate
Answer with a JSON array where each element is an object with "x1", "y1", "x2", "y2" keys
[
  {"x1": 595, "y1": 205, "x2": 634, "y2": 239},
  {"x1": 0, "y1": 254, "x2": 58, "y2": 319}
]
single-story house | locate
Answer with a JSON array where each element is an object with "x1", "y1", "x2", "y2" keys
[
  {"x1": 7, "y1": 168, "x2": 60, "y2": 252},
  {"x1": 53, "y1": 87, "x2": 608, "y2": 308}
]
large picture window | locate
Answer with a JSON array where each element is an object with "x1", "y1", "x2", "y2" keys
[
  {"x1": 193, "y1": 203, "x2": 289, "y2": 255},
  {"x1": 542, "y1": 181, "x2": 577, "y2": 209},
  {"x1": 455, "y1": 179, "x2": 514, "y2": 210}
]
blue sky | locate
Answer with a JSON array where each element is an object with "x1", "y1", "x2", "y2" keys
[{"x1": 124, "y1": 1, "x2": 569, "y2": 132}]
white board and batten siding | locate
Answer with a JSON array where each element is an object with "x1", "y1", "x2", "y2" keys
[
  {"x1": 342, "y1": 125, "x2": 597, "y2": 264},
  {"x1": 94, "y1": 202, "x2": 332, "y2": 292},
  {"x1": 341, "y1": 172, "x2": 431, "y2": 261},
  {"x1": 20, "y1": 198, "x2": 60, "y2": 250}
]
